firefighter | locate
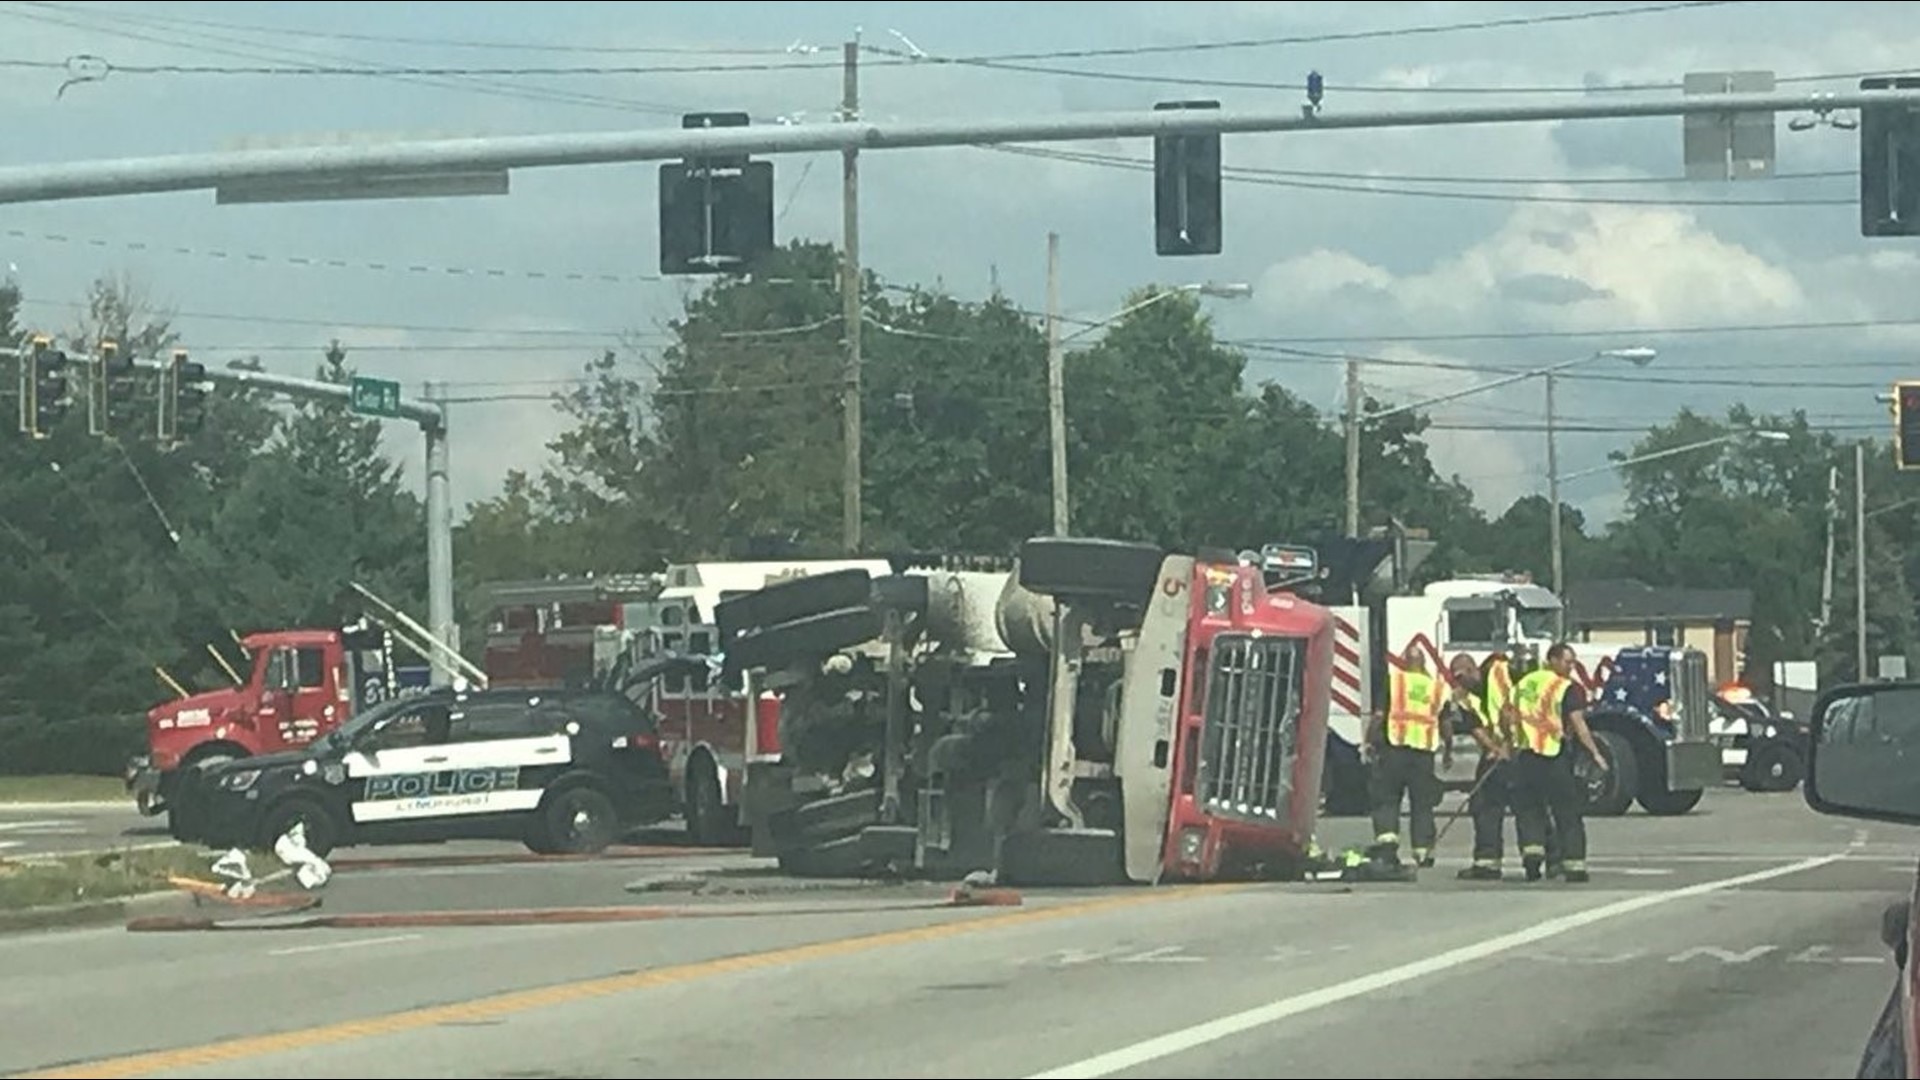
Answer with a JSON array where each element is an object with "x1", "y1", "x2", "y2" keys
[
  {"x1": 1447, "y1": 651, "x2": 1514, "y2": 881},
  {"x1": 1363, "y1": 647, "x2": 1446, "y2": 869},
  {"x1": 1509, "y1": 641, "x2": 1608, "y2": 884}
]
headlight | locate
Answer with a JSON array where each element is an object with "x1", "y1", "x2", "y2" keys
[{"x1": 218, "y1": 769, "x2": 261, "y2": 791}]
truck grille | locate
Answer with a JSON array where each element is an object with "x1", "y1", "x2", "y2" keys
[
  {"x1": 1197, "y1": 634, "x2": 1305, "y2": 823},
  {"x1": 1668, "y1": 648, "x2": 1712, "y2": 741}
]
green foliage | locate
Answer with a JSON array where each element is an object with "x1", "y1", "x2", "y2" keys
[{"x1": 2, "y1": 279, "x2": 434, "y2": 772}]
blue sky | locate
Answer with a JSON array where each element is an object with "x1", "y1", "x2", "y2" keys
[{"x1": 2, "y1": 0, "x2": 1916, "y2": 526}]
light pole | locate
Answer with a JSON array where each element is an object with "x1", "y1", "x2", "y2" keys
[
  {"x1": 1044, "y1": 234, "x2": 1251, "y2": 535},
  {"x1": 1343, "y1": 347, "x2": 1657, "y2": 544}
]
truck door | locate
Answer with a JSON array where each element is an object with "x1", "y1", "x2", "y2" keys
[{"x1": 261, "y1": 644, "x2": 333, "y2": 750}]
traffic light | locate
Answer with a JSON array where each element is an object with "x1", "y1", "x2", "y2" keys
[
  {"x1": 658, "y1": 111, "x2": 775, "y2": 275},
  {"x1": 24, "y1": 334, "x2": 72, "y2": 438},
  {"x1": 165, "y1": 348, "x2": 206, "y2": 440},
  {"x1": 91, "y1": 338, "x2": 138, "y2": 435},
  {"x1": 1153, "y1": 99, "x2": 1223, "y2": 257},
  {"x1": 1896, "y1": 381, "x2": 1920, "y2": 470},
  {"x1": 1860, "y1": 76, "x2": 1920, "y2": 238}
]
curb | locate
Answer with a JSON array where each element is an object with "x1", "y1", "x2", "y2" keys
[
  {"x1": 0, "y1": 889, "x2": 195, "y2": 935},
  {"x1": 125, "y1": 884, "x2": 1024, "y2": 932}
]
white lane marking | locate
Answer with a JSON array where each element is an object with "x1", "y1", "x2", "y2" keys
[
  {"x1": 267, "y1": 933, "x2": 421, "y2": 957},
  {"x1": 1022, "y1": 853, "x2": 1846, "y2": 1080},
  {"x1": 0, "y1": 820, "x2": 70, "y2": 832},
  {"x1": 0, "y1": 840, "x2": 20, "y2": 851}
]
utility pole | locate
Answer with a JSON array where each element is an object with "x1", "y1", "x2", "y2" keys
[
  {"x1": 1343, "y1": 357, "x2": 1361, "y2": 538},
  {"x1": 1547, "y1": 372, "x2": 1565, "y2": 639},
  {"x1": 839, "y1": 37, "x2": 863, "y2": 554},
  {"x1": 422, "y1": 378, "x2": 456, "y2": 682},
  {"x1": 1819, "y1": 464, "x2": 1837, "y2": 635},
  {"x1": 1046, "y1": 232, "x2": 1068, "y2": 536},
  {"x1": 1856, "y1": 441, "x2": 1869, "y2": 681}
]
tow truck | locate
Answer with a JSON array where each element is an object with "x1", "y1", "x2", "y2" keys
[
  {"x1": 126, "y1": 586, "x2": 482, "y2": 838},
  {"x1": 720, "y1": 538, "x2": 1337, "y2": 886},
  {"x1": 1280, "y1": 535, "x2": 1715, "y2": 817}
]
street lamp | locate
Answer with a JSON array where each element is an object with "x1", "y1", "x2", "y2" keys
[
  {"x1": 1549, "y1": 426, "x2": 1787, "y2": 639},
  {"x1": 1343, "y1": 346, "x2": 1657, "y2": 540},
  {"x1": 1044, "y1": 231, "x2": 1252, "y2": 536},
  {"x1": 1554, "y1": 428, "x2": 1790, "y2": 483}
]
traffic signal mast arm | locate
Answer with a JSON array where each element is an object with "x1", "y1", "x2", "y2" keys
[{"x1": 0, "y1": 88, "x2": 1914, "y2": 206}]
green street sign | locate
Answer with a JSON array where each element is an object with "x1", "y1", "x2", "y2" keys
[{"x1": 349, "y1": 376, "x2": 403, "y2": 419}]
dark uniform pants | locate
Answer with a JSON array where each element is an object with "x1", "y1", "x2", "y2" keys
[
  {"x1": 1468, "y1": 757, "x2": 1561, "y2": 868},
  {"x1": 1369, "y1": 744, "x2": 1439, "y2": 855},
  {"x1": 1512, "y1": 750, "x2": 1587, "y2": 868}
]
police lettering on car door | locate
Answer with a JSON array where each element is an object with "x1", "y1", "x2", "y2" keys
[{"x1": 340, "y1": 699, "x2": 567, "y2": 824}]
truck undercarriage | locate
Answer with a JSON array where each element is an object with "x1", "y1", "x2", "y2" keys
[{"x1": 723, "y1": 537, "x2": 1330, "y2": 888}]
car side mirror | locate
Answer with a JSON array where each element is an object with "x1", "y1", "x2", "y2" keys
[{"x1": 1805, "y1": 681, "x2": 1920, "y2": 824}]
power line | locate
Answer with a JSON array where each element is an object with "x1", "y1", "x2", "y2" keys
[
  {"x1": 874, "y1": 2, "x2": 1751, "y2": 63},
  {"x1": 13, "y1": 1, "x2": 806, "y2": 56},
  {"x1": 997, "y1": 144, "x2": 1855, "y2": 207},
  {"x1": 0, "y1": 1, "x2": 1771, "y2": 87}
]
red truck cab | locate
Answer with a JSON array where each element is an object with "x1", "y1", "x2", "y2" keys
[
  {"x1": 127, "y1": 625, "x2": 423, "y2": 825},
  {"x1": 1802, "y1": 680, "x2": 1920, "y2": 1077}
]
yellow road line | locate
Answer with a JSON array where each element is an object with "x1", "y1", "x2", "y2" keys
[{"x1": 12, "y1": 886, "x2": 1236, "y2": 1079}]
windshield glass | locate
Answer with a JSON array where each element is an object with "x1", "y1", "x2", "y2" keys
[{"x1": 1514, "y1": 606, "x2": 1558, "y2": 641}]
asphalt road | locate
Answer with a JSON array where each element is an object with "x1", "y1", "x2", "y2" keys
[
  {"x1": 0, "y1": 789, "x2": 1907, "y2": 1080},
  {"x1": 0, "y1": 803, "x2": 163, "y2": 857}
]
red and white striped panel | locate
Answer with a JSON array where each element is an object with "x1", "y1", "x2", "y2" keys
[{"x1": 1331, "y1": 615, "x2": 1364, "y2": 715}]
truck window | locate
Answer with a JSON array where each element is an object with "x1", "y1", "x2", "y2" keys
[{"x1": 293, "y1": 647, "x2": 327, "y2": 688}]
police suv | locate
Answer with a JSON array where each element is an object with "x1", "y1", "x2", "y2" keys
[{"x1": 174, "y1": 683, "x2": 675, "y2": 858}]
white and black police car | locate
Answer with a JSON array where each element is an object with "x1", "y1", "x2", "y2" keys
[{"x1": 174, "y1": 680, "x2": 677, "y2": 857}]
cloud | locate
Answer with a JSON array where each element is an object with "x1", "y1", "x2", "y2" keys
[{"x1": 3, "y1": 0, "x2": 1917, "y2": 526}]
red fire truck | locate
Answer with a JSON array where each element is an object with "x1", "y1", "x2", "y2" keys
[
  {"x1": 591, "y1": 559, "x2": 895, "y2": 845},
  {"x1": 719, "y1": 538, "x2": 1337, "y2": 885}
]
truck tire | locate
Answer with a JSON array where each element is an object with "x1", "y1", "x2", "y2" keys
[
  {"x1": 1582, "y1": 729, "x2": 1639, "y2": 817},
  {"x1": 685, "y1": 756, "x2": 746, "y2": 846},
  {"x1": 727, "y1": 605, "x2": 883, "y2": 672},
  {"x1": 1016, "y1": 538, "x2": 1165, "y2": 603},
  {"x1": 715, "y1": 569, "x2": 874, "y2": 643},
  {"x1": 1636, "y1": 785, "x2": 1704, "y2": 815}
]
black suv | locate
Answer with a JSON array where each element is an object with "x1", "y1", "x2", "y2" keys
[{"x1": 174, "y1": 685, "x2": 674, "y2": 857}]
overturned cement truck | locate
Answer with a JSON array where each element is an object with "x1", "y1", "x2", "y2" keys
[{"x1": 716, "y1": 537, "x2": 1339, "y2": 887}]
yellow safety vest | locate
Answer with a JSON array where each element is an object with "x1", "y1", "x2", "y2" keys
[
  {"x1": 1510, "y1": 668, "x2": 1571, "y2": 757},
  {"x1": 1481, "y1": 657, "x2": 1517, "y2": 749},
  {"x1": 1387, "y1": 668, "x2": 1441, "y2": 752}
]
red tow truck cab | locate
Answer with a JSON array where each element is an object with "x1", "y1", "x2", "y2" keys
[{"x1": 127, "y1": 624, "x2": 427, "y2": 819}]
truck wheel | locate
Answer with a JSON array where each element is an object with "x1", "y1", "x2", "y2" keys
[
  {"x1": 1581, "y1": 730, "x2": 1638, "y2": 817},
  {"x1": 727, "y1": 606, "x2": 883, "y2": 672},
  {"x1": 1740, "y1": 743, "x2": 1805, "y2": 792},
  {"x1": 1016, "y1": 538, "x2": 1165, "y2": 603},
  {"x1": 538, "y1": 785, "x2": 621, "y2": 855},
  {"x1": 1636, "y1": 786, "x2": 1704, "y2": 815},
  {"x1": 715, "y1": 569, "x2": 875, "y2": 643},
  {"x1": 685, "y1": 758, "x2": 745, "y2": 846},
  {"x1": 259, "y1": 797, "x2": 339, "y2": 858}
]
